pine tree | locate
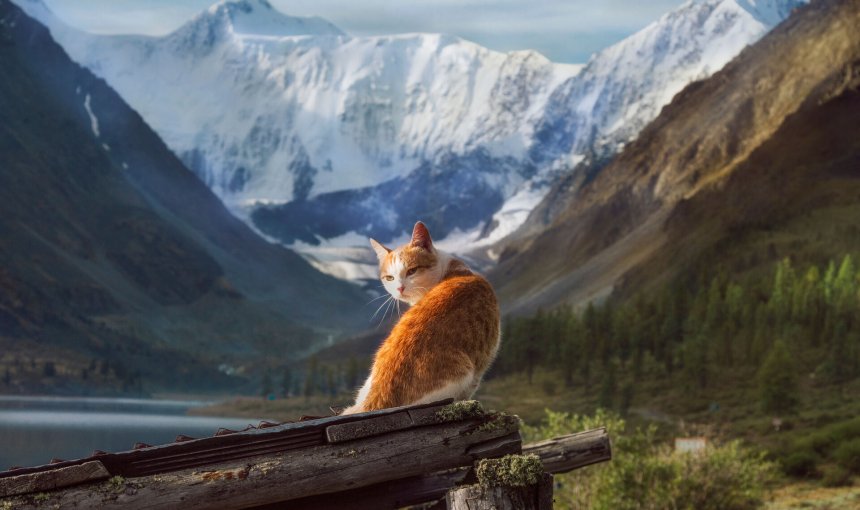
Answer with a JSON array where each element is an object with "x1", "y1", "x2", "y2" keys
[
  {"x1": 685, "y1": 330, "x2": 709, "y2": 390},
  {"x1": 303, "y1": 357, "x2": 318, "y2": 399},
  {"x1": 612, "y1": 307, "x2": 632, "y2": 365},
  {"x1": 346, "y1": 357, "x2": 360, "y2": 389},
  {"x1": 823, "y1": 260, "x2": 837, "y2": 305},
  {"x1": 801, "y1": 266, "x2": 823, "y2": 344},
  {"x1": 769, "y1": 258, "x2": 795, "y2": 327},
  {"x1": 260, "y1": 371, "x2": 273, "y2": 399},
  {"x1": 834, "y1": 255, "x2": 856, "y2": 317},
  {"x1": 324, "y1": 366, "x2": 336, "y2": 396},
  {"x1": 722, "y1": 283, "x2": 744, "y2": 365},
  {"x1": 598, "y1": 364, "x2": 616, "y2": 410},
  {"x1": 825, "y1": 320, "x2": 852, "y2": 391},
  {"x1": 280, "y1": 367, "x2": 292, "y2": 398},
  {"x1": 619, "y1": 381, "x2": 634, "y2": 417},
  {"x1": 659, "y1": 289, "x2": 683, "y2": 374},
  {"x1": 561, "y1": 314, "x2": 581, "y2": 387},
  {"x1": 757, "y1": 340, "x2": 798, "y2": 414}
]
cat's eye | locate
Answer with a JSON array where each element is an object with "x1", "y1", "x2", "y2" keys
[
  {"x1": 383, "y1": 275, "x2": 394, "y2": 281},
  {"x1": 406, "y1": 267, "x2": 418, "y2": 276}
]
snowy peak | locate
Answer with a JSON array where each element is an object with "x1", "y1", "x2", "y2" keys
[
  {"x1": 530, "y1": 0, "x2": 805, "y2": 165},
  {"x1": 177, "y1": 0, "x2": 344, "y2": 42},
  {"x1": 733, "y1": 0, "x2": 805, "y2": 26},
  {"x1": 13, "y1": 0, "x2": 804, "y2": 282}
]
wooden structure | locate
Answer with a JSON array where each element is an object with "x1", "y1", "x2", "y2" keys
[{"x1": 0, "y1": 400, "x2": 611, "y2": 509}]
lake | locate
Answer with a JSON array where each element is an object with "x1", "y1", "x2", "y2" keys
[{"x1": 0, "y1": 395, "x2": 265, "y2": 469}]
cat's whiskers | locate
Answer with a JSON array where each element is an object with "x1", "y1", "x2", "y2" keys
[
  {"x1": 380, "y1": 297, "x2": 396, "y2": 326},
  {"x1": 365, "y1": 293, "x2": 391, "y2": 306},
  {"x1": 370, "y1": 295, "x2": 393, "y2": 322}
]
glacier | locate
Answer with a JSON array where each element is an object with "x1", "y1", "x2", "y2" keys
[{"x1": 14, "y1": 0, "x2": 805, "y2": 281}]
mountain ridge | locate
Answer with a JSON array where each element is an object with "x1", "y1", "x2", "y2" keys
[
  {"x1": 490, "y1": 0, "x2": 860, "y2": 314},
  {"x1": 12, "y1": 0, "x2": 803, "y2": 282},
  {"x1": 0, "y1": 0, "x2": 369, "y2": 393}
]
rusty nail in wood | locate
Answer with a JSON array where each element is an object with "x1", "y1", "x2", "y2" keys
[
  {"x1": 215, "y1": 428, "x2": 238, "y2": 436},
  {"x1": 133, "y1": 442, "x2": 151, "y2": 450},
  {"x1": 175, "y1": 434, "x2": 195, "y2": 442},
  {"x1": 258, "y1": 421, "x2": 279, "y2": 428}
]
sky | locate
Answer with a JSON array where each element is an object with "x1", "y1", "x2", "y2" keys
[{"x1": 42, "y1": 0, "x2": 684, "y2": 64}]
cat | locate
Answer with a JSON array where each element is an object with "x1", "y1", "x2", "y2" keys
[{"x1": 341, "y1": 221, "x2": 500, "y2": 415}]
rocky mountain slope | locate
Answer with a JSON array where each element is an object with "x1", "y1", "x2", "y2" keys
[
  {"x1": 13, "y1": 0, "x2": 803, "y2": 281},
  {"x1": 0, "y1": 0, "x2": 369, "y2": 393},
  {"x1": 491, "y1": 0, "x2": 860, "y2": 314}
]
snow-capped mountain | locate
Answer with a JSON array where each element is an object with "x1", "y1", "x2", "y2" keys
[
  {"x1": 14, "y1": 0, "x2": 803, "y2": 281},
  {"x1": 530, "y1": 0, "x2": 806, "y2": 165}
]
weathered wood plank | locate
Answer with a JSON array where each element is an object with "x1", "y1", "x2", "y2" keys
[
  {"x1": 325, "y1": 410, "x2": 413, "y2": 443},
  {"x1": 1, "y1": 414, "x2": 520, "y2": 510},
  {"x1": 446, "y1": 474, "x2": 553, "y2": 510},
  {"x1": 524, "y1": 427, "x2": 611, "y2": 473},
  {"x1": 248, "y1": 428, "x2": 610, "y2": 510},
  {"x1": 256, "y1": 469, "x2": 474, "y2": 510},
  {"x1": 0, "y1": 461, "x2": 110, "y2": 498}
]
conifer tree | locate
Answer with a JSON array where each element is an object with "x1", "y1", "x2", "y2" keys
[
  {"x1": 757, "y1": 339, "x2": 798, "y2": 414},
  {"x1": 303, "y1": 357, "x2": 318, "y2": 399},
  {"x1": 598, "y1": 363, "x2": 616, "y2": 410},
  {"x1": 280, "y1": 367, "x2": 291, "y2": 398},
  {"x1": 261, "y1": 371, "x2": 273, "y2": 399},
  {"x1": 346, "y1": 356, "x2": 360, "y2": 389}
]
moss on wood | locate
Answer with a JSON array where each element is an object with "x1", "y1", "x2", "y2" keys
[
  {"x1": 476, "y1": 454, "x2": 544, "y2": 488},
  {"x1": 435, "y1": 400, "x2": 485, "y2": 422},
  {"x1": 107, "y1": 476, "x2": 125, "y2": 492}
]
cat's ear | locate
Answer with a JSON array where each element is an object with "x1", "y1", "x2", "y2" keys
[
  {"x1": 410, "y1": 221, "x2": 433, "y2": 251},
  {"x1": 369, "y1": 238, "x2": 391, "y2": 260}
]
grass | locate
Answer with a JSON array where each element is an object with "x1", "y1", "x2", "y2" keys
[
  {"x1": 187, "y1": 393, "x2": 351, "y2": 422},
  {"x1": 765, "y1": 481, "x2": 860, "y2": 509}
]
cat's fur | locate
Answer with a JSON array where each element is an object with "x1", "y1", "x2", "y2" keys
[{"x1": 341, "y1": 222, "x2": 500, "y2": 414}]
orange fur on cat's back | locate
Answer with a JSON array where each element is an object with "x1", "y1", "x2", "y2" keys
[{"x1": 361, "y1": 264, "x2": 500, "y2": 411}]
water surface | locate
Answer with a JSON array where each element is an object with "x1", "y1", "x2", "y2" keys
[{"x1": 0, "y1": 396, "x2": 263, "y2": 469}]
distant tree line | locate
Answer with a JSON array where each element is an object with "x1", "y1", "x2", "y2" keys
[
  {"x1": 493, "y1": 255, "x2": 860, "y2": 413},
  {"x1": 264, "y1": 356, "x2": 364, "y2": 399}
]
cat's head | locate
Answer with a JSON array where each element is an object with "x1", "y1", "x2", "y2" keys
[{"x1": 370, "y1": 222, "x2": 446, "y2": 305}]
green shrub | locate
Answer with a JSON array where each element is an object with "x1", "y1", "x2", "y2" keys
[
  {"x1": 522, "y1": 409, "x2": 777, "y2": 510},
  {"x1": 794, "y1": 417, "x2": 860, "y2": 458},
  {"x1": 834, "y1": 438, "x2": 860, "y2": 474},
  {"x1": 821, "y1": 465, "x2": 853, "y2": 487},
  {"x1": 780, "y1": 450, "x2": 819, "y2": 478}
]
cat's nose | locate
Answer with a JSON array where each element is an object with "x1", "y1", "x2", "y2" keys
[{"x1": 397, "y1": 286, "x2": 405, "y2": 293}]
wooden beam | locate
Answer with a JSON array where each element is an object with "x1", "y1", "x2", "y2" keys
[
  {"x1": 259, "y1": 468, "x2": 474, "y2": 510},
  {"x1": 524, "y1": 427, "x2": 611, "y2": 473},
  {"x1": 1, "y1": 414, "x2": 520, "y2": 510},
  {"x1": 325, "y1": 410, "x2": 413, "y2": 443},
  {"x1": 0, "y1": 461, "x2": 110, "y2": 498},
  {"x1": 249, "y1": 427, "x2": 611, "y2": 510},
  {"x1": 446, "y1": 473, "x2": 553, "y2": 510}
]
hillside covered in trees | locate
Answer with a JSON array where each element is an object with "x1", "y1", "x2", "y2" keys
[{"x1": 496, "y1": 255, "x2": 860, "y2": 413}]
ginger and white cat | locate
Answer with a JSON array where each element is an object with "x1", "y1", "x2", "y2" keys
[{"x1": 341, "y1": 222, "x2": 500, "y2": 415}]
